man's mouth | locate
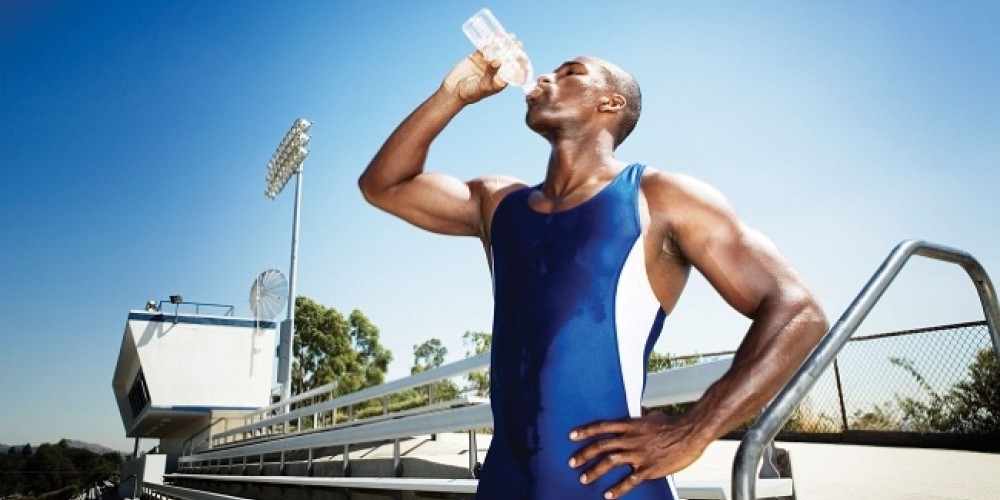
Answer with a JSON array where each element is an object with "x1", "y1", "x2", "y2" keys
[{"x1": 526, "y1": 86, "x2": 544, "y2": 104}]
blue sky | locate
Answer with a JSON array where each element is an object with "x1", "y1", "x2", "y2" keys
[{"x1": 1, "y1": 1, "x2": 997, "y2": 452}]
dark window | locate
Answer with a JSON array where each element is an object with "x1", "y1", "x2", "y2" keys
[{"x1": 128, "y1": 369, "x2": 150, "y2": 417}]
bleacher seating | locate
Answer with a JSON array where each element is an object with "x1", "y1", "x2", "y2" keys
[{"x1": 165, "y1": 357, "x2": 794, "y2": 499}]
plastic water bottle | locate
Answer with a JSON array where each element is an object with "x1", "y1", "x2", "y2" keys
[{"x1": 462, "y1": 8, "x2": 535, "y2": 92}]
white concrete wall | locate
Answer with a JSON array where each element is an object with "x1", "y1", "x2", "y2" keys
[{"x1": 128, "y1": 315, "x2": 275, "y2": 409}]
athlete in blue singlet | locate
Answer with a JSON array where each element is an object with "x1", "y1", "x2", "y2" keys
[
  {"x1": 361, "y1": 49, "x2": 827, "y2": 500},
  {"x1": 482, "y1": 163, "x2": 677, "y2": 499}
]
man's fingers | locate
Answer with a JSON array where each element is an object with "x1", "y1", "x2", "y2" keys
[
  {"x1": 570, "y1": 419, "x2": 636, "y2": 441},
  {"x1": 603, "y1": 469, "x2": 647, "y2": 499},
  {"x1": 576, "y1": 451, "x2": 652, "y2": 500},
  {"x1": 442, "y1": 52, "x2": 506, "y2": 102},
  {"x1": 566, "y1": 416, "x2": 676, "y2": 497},
  {"x1": 577, "y1": 450, "x2": 637, "y2": 484},
  {"x1": 569, "y1": 434, "x2": 644, "y2": 470},
  {"x1": 481, "y1": 58, "x2": 505, "y2": 88},
  {"x1": 468, "y1": 50, "x2": 504, "y2": 85},
  {"x1": 469, "y1": 50, "x2": 487, "y2": 66},
  {"x1": 569, "y1": 438, "x2": 617, "y2": 467}
]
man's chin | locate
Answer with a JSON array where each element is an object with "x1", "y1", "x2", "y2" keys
[{"x1": 525, "y1": 113, "x2": 556, "y2": 136}]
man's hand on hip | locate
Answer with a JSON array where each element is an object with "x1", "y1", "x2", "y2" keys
[{"x1": 568, "y1": 411, "x2": 707, "y2": 499}]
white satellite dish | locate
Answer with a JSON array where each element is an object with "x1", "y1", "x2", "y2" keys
[{"x1": 249, "y1": 269, "x2": 288, "y2": 320}]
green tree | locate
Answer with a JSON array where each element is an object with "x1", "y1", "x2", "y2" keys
[
  {"x1": 21, "y1": 443, "x2": 32, "y2": 456},
  {"x1": 412, "y1": 338, "x2": 459, "y2": 402},
  {"x1": 463, "y1": 331, "x2": 492, "y2": 396},
  {"x1": 412, "y1": 338, "x2": 448, "y2": 374},
  {"x1": 100, "y1": 451, "x2": 125, "y2": 467},
  {"x1": 349, "y1": 309, "x2": 394, "y2": 389},
  {"x1": 0, "y1": 450, "x2": 26, "y2": 496},
  {"x1": 892, "y1": 349, "x2": 999, "y2": 434},
  {"x1": 0, "y1": 442, "x2": 121, "y2": 497},
  {"x1": 291, "y1": 297, "x2": 393, "y2": 398},
  {"x1": 947, "y1": 348, "x2": 999, "y2": 434},
  {"x1": 64, "y1": 446, "x2": 101, "y2": 487},
  {"x1": 24, "y1": 443, "x2": 76, "y2": 494},
  {"x1": 891, "y1": 356, "x2": 953, "y2": 432}
]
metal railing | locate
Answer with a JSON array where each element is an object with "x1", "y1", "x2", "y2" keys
[
  {"x1": 154, "y1": 300, "x2": 236, "y2": 316},
  {"x1": 177, "y1": 357, "x2": 743, "y2": 486},
  {"x1": 733, "y1": 239, "x2": 1000, "y2": 500},
  {"x1": 190, "y1": 352, "x2": 491, "y2": 451},
  {"x1": 144, "y1": 482, "x2": 245, "y2": 500}
]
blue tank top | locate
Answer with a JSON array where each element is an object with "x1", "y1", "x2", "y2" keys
[{"x1": 480, "y1": 163, "x2": 677, "y2": 499}]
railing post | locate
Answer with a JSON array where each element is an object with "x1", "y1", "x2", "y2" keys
[
  {"x1": 393, "y1": 438, "x2": 402, "y2": 477},
  {"x1": 733, "y1": 239, "x2": 1000, "y2": 500},
  {"x1": 468, "y1": 430, "x2": 479, "y2": 478},
  {"x1": 832, "y1": 358, "x2": 849, "y2": 432}
]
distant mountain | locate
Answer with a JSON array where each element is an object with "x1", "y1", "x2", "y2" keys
[
  {"x1": 62, "y1": 439, "x2": 122, "y2": 455},
  {"x1": 0, "y1": 439, "x2": 122, "y2": 455}
]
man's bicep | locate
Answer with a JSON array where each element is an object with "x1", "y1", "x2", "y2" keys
[
  {"x1": 675, "y1": 196, "x2": 794, "y2": 320},
  {"x1": 376, "y1": 172, "x2": 485, "y2": 237}
]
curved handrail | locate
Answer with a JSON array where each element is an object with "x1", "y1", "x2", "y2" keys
[{"x1": 733, "y1": 239, "x2": 1000, "y2": 500}]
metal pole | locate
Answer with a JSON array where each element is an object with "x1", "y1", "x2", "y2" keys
[
  {"x1": 832, "y1": 359, "x2": 849, "y2": 432},
  {"x1": 281, "y1": 167, "x2": 304, "y2": 403},
  {"x1": 468, "y1": 430, "x2": 479, "y2": 478}
]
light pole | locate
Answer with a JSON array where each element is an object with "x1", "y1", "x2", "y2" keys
[{"x1": 266, "y1": 118, "x2": 311, "y2": 404}]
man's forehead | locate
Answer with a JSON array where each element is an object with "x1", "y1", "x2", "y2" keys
[{"x1": 556, "y1": 57, "x2": 606, "y2": 71}]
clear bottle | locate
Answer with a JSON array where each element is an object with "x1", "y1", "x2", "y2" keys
[{"x1": 462, "y1": 8, "x2": 535, "y2": 92}]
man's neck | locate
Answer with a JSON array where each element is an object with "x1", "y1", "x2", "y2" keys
[{"x1": 541, "y1": 138, "x2": 622, "y2": 198}]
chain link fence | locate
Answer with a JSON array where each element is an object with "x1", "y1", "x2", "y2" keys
[
  {"x1": 785, "y1": 321, "x2": 995, "y2": 434},
  {"x1": 665, "y1": 321, "x2": 998, "y2": 451}
]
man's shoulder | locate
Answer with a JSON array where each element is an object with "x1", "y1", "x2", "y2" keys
[
  {"x1": 469, "y1": 174, "x2": 529, "y2": 206},
  {"x1": 640, "y1": 168, "x2": 724, "y2": 201},
  {"x1": 470, "y1": 174, "x2": 527, "y2": 192},
  {"x1": 470, "y1": 175, "x2": 530, "y2": 240}
]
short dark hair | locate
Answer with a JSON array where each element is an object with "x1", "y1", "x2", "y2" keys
[{"x1": 591, "y1": 58, "x2": 642, "y2": 148}]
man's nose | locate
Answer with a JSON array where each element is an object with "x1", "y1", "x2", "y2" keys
[{"x1": 537, "y1": 73, "x2": 554, "y2": 85}]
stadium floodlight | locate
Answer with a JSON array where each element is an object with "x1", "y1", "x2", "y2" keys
[
  {"x1": 266, "y1": 119, "x2": 311, "y2": 199},
  {"x1": 265, "y1": 118, "x2": 311, "y2": 404}
]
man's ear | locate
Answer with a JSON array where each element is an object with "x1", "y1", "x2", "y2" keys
[{"x1": 598, "y1": 94, "x2": 626, "y2": 113}]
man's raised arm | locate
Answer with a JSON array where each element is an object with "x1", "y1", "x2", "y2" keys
[{"x1": 359, "y1": 53, "x2": 508, "y2": 237}]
